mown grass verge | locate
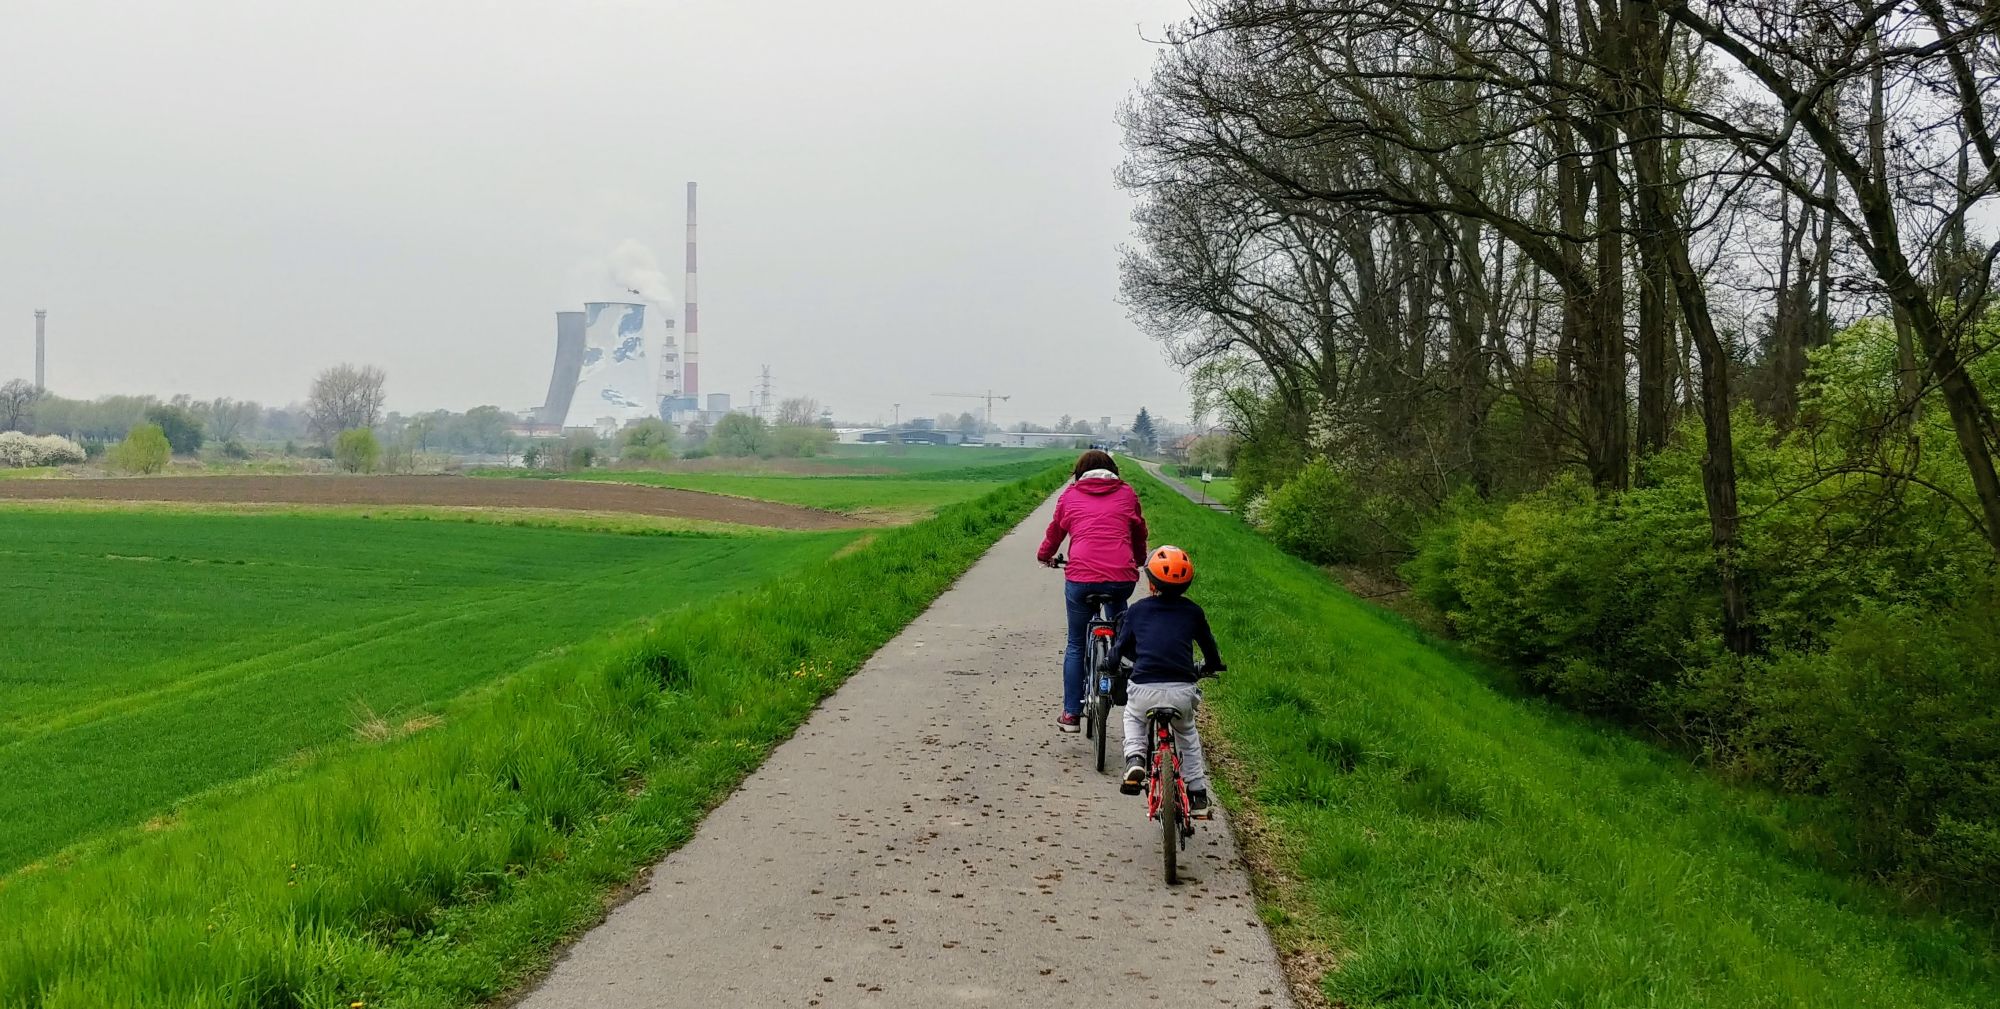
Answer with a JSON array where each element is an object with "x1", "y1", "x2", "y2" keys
[
  {"x1": 1131, "y1": 473, "x2": 2000, "y2": 1008},
  {"x1": 0, "y1": 467, "x2": 1065, "y2": 1008}
]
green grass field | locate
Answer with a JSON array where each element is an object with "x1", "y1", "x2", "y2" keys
[
  {"x1": 0, "y1": 510, "x2": 851, "y2": 873},
  {"x1": 1135, "y1": 474, "x2": 2000, "y2": 1007},
  {"x1": 0, "y1": 472, "x2": 1063, "y2": 1008},
  {"x1": 481, "y1": 447, "x2": 1069, "y2": 517}
]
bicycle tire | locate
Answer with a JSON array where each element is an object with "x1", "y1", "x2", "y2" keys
[
  {"x1": 1084, "y1": 639, "x2": 1108, "y2": 765},
  {"x1": 1159, "y1": 732, "x2": 1180, "y2": 884},
  {"x1": 1092, "y1": 699, "x2": 1109, "y2": 772}
]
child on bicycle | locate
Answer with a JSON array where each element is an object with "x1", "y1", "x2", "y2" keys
[{"x1": 1103, "y1": 545, "x2": 1224, "y2": 818}]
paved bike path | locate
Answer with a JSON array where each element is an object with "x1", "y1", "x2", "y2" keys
[{"x1": 519, "y1": 495, "x2": 1294, "y2": 1008}]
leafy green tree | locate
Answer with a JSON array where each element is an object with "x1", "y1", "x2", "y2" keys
[
  {"x1": 445, "y1": 406, "x2": 511, "y2": 454},
  {"x1": 1187, "y1": 433, "x2": 1234, "y2": 474},
  {"x1": 334, "y1": 428, "x2": 381, "y2": 473},
  {"x1": 109, "y1": 423, "x2": 171, "y2": 474},
  {"x1": 619, "y1": 418, "x2": 677, "y2": 462},
  {"x1": 712, "y1": 414, "x2": 769, "y2": 457},
  {"x1": 143, "y1": 404, "x2": 205, "y2": 455}
]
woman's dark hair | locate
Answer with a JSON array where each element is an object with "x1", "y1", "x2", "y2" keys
[{"x1": 1072, "y1": 450, "x2": 1120, "y2": 479}]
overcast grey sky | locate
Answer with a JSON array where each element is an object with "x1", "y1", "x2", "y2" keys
[{"x1": 1, "y1": 0, "x2": 1197, "y2": 427}]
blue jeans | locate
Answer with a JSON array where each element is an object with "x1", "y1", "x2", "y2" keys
[{"x1": 1063, "y1": 580, "x2": 1135, "y2": 716}]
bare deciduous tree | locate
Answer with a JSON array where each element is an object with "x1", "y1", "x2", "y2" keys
[
  {"x1": 775, "y1": 396, "x2": 823, "y2": 428},
  {"x1": 0, "y1": 380, "x2": 42, "y2": 432},
  {"x1": 306, "y1": 364, "x2": 387, "y2": 445}
]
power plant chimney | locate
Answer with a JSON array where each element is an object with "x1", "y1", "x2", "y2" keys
[
  {"x1": 683, "y1": 181, "x2": 700, "y2": 399},
  {"x1": 33, "y1": 310, "x2": 46, "y2": 391}
]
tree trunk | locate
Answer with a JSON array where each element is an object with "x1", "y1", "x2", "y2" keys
[{"x1": 1630, "y1": 0, "x2": 1752, "y2": 651}]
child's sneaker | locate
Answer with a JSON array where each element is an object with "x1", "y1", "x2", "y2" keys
[
  {"x1": 1187, "y1": 789, "x2": 1213, "y2": 819},
  {"x1": 1120, "y1": 755, "x2": 1146, "y2": 795},
  {"x1": 1056, "y1": 712, "x2": 1081, "y2": 733}
]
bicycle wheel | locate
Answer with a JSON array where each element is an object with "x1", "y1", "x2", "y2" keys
[
  {"x1": 1159, "y1": 732, "x2": 1180, "y2": 884},
  {"x1": 1085, "y1": 641, "x2": 1109, "y2": 769},
  {"x1": 1092, "y1": 698, "x2": 1109, "y2": 772}
]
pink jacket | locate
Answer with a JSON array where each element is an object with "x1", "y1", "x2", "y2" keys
[{"x1": 1036, "y1": 470, "x2": 1148, "y2": 584}]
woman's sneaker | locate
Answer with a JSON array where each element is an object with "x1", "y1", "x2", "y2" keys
[
  {"x1": 1121, "y1": 755, "x2": 1146, "y2": 794},
  {"x1": 1187, "y1": 789, "x2": 1213, "y2": 819},
  {"x1": 1057, "y1": 712, "x2": 1081, "y2": 733}
]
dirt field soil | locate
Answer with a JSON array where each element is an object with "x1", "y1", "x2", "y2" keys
[{"x1": 0, "y1": 475, "x2": 861, "y2": 531}]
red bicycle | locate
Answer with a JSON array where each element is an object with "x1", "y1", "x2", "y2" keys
[{"x1": 1142, "y1": 663, "x2": 1221, "y2": 884}]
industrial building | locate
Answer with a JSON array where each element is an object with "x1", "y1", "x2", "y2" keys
[{"x1": 533, "y1": 181, "x2": 709, "y2": 431}]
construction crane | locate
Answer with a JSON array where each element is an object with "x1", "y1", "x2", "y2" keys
[{"x1": 934, "y1": 391, "x2": 1011, "y2": 432}]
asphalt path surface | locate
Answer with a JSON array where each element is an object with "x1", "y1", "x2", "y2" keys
[{"x1": 517, "y1": 493, "x2": 1293, "y2": 1008}]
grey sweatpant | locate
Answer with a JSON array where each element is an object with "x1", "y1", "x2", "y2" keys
[{"x1": 1122, "y1": 681, "x2": 1209, "y2": 793}]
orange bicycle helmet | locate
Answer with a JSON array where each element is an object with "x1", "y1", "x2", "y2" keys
[{"x1": 1146, "y1": 545, "x2": 1194, "y2": 587}]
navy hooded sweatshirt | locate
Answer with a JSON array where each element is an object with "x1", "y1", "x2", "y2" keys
[{"x1": 1108, "y1": 594, "x2": 1223, "y2": 685}]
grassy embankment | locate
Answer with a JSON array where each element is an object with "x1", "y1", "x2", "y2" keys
[
  {"x1": 0, "y1": 511, "x2": 847, "y2": 872},
  {"x1": 1134, "y1": 474, "x2": 2000, "y2": 1007},
  {"x1": 0, "y1": 467, "x2": 1064, "y2": 1008},
  {"x1": 478, "y1": 446, "x2": 1069, "y2": 518}
]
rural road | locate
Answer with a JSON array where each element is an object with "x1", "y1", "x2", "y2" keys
[{"x1": 518, "y1": 495, "x2": 1294, "y2": 1008}]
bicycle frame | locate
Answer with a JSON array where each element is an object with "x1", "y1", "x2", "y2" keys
[
  {"x1": 1146, "y1": 718, "x2": 1190, "y2": 822},
  {"x1": 1146, "y1": 710, "x2": 1195, "y2": 884}
]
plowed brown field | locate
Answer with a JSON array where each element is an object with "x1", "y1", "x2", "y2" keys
[{"x1": 0, "y1": 475, "x2": 859, "y2": 530}]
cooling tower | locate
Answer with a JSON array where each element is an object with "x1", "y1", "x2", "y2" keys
[
  {"x1": 538, "y1": 311, "x2": 587, "y2": 426},
  {"x1": 564, "y1": 302, "x2": 654, "y2": 428}
]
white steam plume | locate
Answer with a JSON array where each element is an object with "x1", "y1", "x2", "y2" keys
[
  {"x1": 564, "y1": 240, "x2": 679, "y2": 309},
  {"x1": 607, "y1": 239, "x2": 677, "y2": 308}
]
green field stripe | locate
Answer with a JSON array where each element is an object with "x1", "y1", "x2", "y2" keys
[{"x1": 0, "y1": 513, "x2": 855, "y2": 872}]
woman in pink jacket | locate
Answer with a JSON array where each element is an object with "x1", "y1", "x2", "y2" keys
[{"x1": 1036, "y1": 450, "x2": 1149, "y2": 731}]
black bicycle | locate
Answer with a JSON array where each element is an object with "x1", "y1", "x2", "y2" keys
[{"x1": 1051, "y1": 555, "x2": 1124, "y2": 772}]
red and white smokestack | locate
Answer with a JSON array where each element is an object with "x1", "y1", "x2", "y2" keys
[{"x1": 683, "y1": 181, "x2": 699, "y2": 399}]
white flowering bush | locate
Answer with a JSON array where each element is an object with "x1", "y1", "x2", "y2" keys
[
  {"x1": 0, "y1": 431, "x2": 87, "y2": 468},
  {"x1": 1238, "y1": 492, "x2": 1269, "y2": 529}
]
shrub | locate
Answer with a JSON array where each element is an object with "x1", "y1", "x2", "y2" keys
[
  {"x1": 219, "y1": 439, "x2": 251, "y2": 460},
  {"x1": 0, "y1": 432, "x2": 86, "y2": 467},
  {"x1": 772, "y1": 424, "x2": 834, "y2": 458},
  {"x1": 1741, "y1": 594, "x2": 2000, "y2": 892},
  {"x1": 1261, "y1": 459, "x2": 1362, "y2": 564},
  {"x1": 618, "y1": 419, "x2": 676, "y2": 463},
  {"x1": 108, "y1": 424, "x2": 172, "y2": 474},
  {"x1": 333, "y1": 428, "x2": 381, "y2": 473},
  {"x1": 143, "y1": 404, "x2": 205, "y2": 455},
  {"x1": 711, "y1": 414, "x2": 768, "y2": 457}
]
